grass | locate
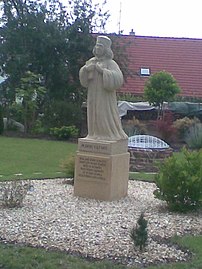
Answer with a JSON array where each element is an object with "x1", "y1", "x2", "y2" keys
[
  {"x1": 129, "y1": 171, "x2": 156, "y2": 182},
  {"x1": 0, "y1": 243, "x2": 126, "y2": 269},
  {"x1": 147, "y1": 235, "x2": 202, "y2": 269},
  {"x1": 0, "y1": 136, "x2": 155, "y2": 182},
  {"x1": 0, "y1": 136, "x2": 77, "y2": 180},
  {"x1": 0, "y1": 235, "x2": 202, "y2": 269}
]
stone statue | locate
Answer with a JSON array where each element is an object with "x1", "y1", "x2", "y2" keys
[{"x1": 79, "y1": 36, "x2": 128, "y2": 141}]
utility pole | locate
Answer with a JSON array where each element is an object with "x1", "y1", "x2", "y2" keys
[{"x1": 118, "y1": 2, "x2": 122, "y2": 35}]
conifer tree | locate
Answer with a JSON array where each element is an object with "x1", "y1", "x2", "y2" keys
[{"x1": 130, "y1": 213, "x2": 148, "y2": 251}]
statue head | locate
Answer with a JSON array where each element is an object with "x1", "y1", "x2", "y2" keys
[
  {"x1": 93, "y1": 36, "x2": 114, "y2": 59},
  {"x1": 96, "y1": 36, "x2": 112, "y2": 48}
]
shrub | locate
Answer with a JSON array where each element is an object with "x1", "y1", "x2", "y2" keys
[
  {"x1": 130, "y1": 213, "x2": 148, "y2": 251},
  {"x1": 0, "y1": 105, "x2": 4, "y2": 134},
  {"x1": 185, "y1": 123, "x2": 202, "y2": 149},
  {"x1": 7, "y1": 103, "x2": 24, "y2": 125},
  {"x1": 0, "y1": 180, "x2": 31, "y2": 208},
  {"x1": 122, "y1": 117, "x2": 147, "y2": 137},
  {"x1": 154, "y1": 148, "x2": 202, "y2": 212},
  {"x1": 155, "y1": 112, "x2": 176, "y2": 143},
  {"x1": 43, "y1": 100, "x2": 82, "y2": 130},
  {"x1": 31, "y1": 119, "x2": 49, "y2": 135},
  {"x1": 50, "y1": 125, "x2": 79, "y2": 140},
  {"x1": 60, "y1": 155, "x2": 75, "y2": 180},
  {"x1": 173, "y1": 117, "x2": 200, "y2": 140}
]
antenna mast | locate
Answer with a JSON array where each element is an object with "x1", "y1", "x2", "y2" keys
[{"x1": 118, "y1": 2, "x2": 122, "y2": 34}]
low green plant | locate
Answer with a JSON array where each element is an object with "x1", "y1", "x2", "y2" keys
[
  {"x1": 185, "y1": 123, "x2": 202, "y2": 149},
  {"x1": 50, "y1": 125, "x2": 79, "y2": 140},
  {"x1": 130, "y1": 213, "x2": 148, "y2": 251},
  {"x1": 154, "y1": 147, "x2": 202, "y2": 212},
  {"x1": 31, "y1": 119, "x2": 48, "y2": 135},
  {"x1": 0, "y1": 180, "x2": 31, "y2": 208},
  {"x1": 60, "y1": 155, "x2": 75, "y2": 180}
]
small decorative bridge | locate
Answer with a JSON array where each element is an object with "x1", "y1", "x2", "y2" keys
[{"x1": 128, "y1": 135, "x2": 170, "y2": 149}]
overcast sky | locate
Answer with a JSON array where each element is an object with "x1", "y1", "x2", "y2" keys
[{"x1": 102, "y1": 0, "x2": 202, "y2": 38}]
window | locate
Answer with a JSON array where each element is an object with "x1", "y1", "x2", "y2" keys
[{"x1": 140, "y1": 68, "x2": 150, "y2": 76}]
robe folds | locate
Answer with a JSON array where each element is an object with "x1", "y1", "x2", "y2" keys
[{"x1": 79, "y1": 56, "x2": 128, "y2": 141}]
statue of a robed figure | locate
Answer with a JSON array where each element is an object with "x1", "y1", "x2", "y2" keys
[
  {"x1": 74, "y1": 36, "x2": 129, "y2": 201},
  {"x1": 79, "y1": 35, "x2": 127, "y2": 141}
]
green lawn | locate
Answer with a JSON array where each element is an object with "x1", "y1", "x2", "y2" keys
[
  {"x1": 0, "y1": 136, "x2": 77, "y2": 180},
  {"x1": 0, "y1": 136, "x2": 156, "y2": 182},
  {"x1": 147, "y1": 235, "x2": 202, "y2": 269},
  {"x1": 129, "y1": 171, "x2": 156, "y2": 182},
  {"x1": 0, "y1": 235, "x2": 202, "y2": 269}
]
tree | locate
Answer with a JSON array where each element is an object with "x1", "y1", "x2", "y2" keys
[
  {"x1": 0, "y1": 105, "x2": 4, "y2": 134},
  {"x1": 0, "y1": 0, "x2": 131, "y2": 132},
  {"x1": 144, "y1": 71, "x2": 181, "y2": 118},
  {"x1": 0, "y1": 0, "x2": 109, "y2": 104},
  {"x1": 130, "y1": 213, "x2": 148, "y2": 251},
  {"x1": 0, "y1": 0, "x2": 69, "y2": 101},
  {"x1": 15, "y1": 71, "x2": 47, "y2": 133}
]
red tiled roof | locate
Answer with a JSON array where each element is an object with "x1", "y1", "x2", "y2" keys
[{"x1": 118, "y1": 35, "x2": 202, "y2": 98}]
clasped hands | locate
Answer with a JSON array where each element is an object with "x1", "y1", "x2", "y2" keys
[{"x1": 85, "y1": 63, "x2": 104, "y2": 74}]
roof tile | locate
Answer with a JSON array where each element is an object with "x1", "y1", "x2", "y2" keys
[{"x1": 118, "y1": 35, "x2": 202, "y2": 98}]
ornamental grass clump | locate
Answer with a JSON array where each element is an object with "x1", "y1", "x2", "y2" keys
[
  {"x1": 130, "y1": 213, "x2": 148, "y2": 251},
  {"x1": 173, "y1": 117, "x2": 200, "y2": 141},
  {"x1": 154, "y1": 148, "x2": 202, "y2": 212},
  {"x1": 185, "y1": 123, "x2": 202, "y2": 149},
  {"x1": 60, "y1": 155, "x2": 75, "y2": 181},
  {"x1": 0, "y1": 180, "x2": 31, "y2": 208}
]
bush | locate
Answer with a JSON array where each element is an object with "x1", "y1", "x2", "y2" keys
[
  {"x1": 122, "y1": 117, "x2": 147, "y2": 137},
  {"x1": 43, "y1": 100, "x2": 82, "y2": 130},
  {"x1": 60, "y1": 155, "x2": 75, "y2": 180},
  {"x1": 0, "y1": 180, "x2": 31, "y2": 208},
  {"x1": 0, "y1": 105, "x2": 4, "y2": 134},
  {"x1": 154, "y1": 148, "x2": 202, "y2": 212},
  {"x1": 155, "y1": 112, "x2": 176, "y2": 143},
  {"x1": 31, "y1": 119, "x2": 49, "y2": 135},
  {"x1": 130, "y1": 213, "x2": 148, "y2": 251},
  {"x1": 185, "y1": 123, "x2": 202, "y2": 149},
  {"x1": 50, "y1": 125, "x2": 79, "y2": 140},
  {"x1": 173, "y1": 117, "x2": 200, "y2": 140},
  {"x1": 8, "y1": 102, "x2": 24, "y2": 124}
]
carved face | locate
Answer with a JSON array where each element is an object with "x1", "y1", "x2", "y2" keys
[{"x1": 94, "y1": 43, "x2": 104, "y2": 57}]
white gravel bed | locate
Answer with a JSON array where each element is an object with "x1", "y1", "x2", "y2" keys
[{"x1": 0, "y1": 179, "x2": 201, "y2": 267}]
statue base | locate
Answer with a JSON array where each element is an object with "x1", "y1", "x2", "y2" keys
[{"x1": 74, "y1": 138, "x2": 129, "y2": 201}]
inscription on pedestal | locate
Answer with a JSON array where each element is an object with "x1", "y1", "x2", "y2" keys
[
  {"x1": 78, "y1": 138, "x2": 128, "y2": 155},
  {"x1": 77, "y1": 155, "x2": 108, "y2": 181},
  {"x1": 79, "y1": 141, "x2": 110, "y2": 154}
]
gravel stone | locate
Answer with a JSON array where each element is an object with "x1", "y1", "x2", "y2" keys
[{"x1": 0, "y1": 179, "x2": 201, "y2": 267}]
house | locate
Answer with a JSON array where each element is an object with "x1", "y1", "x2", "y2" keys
[{"x1": 118, "y1": 34, "x2": 202, "y2": 98}]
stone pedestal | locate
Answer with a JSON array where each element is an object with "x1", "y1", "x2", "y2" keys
[{"x1": 74, "y1": 138, "x2": 129, "y2": 201}]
